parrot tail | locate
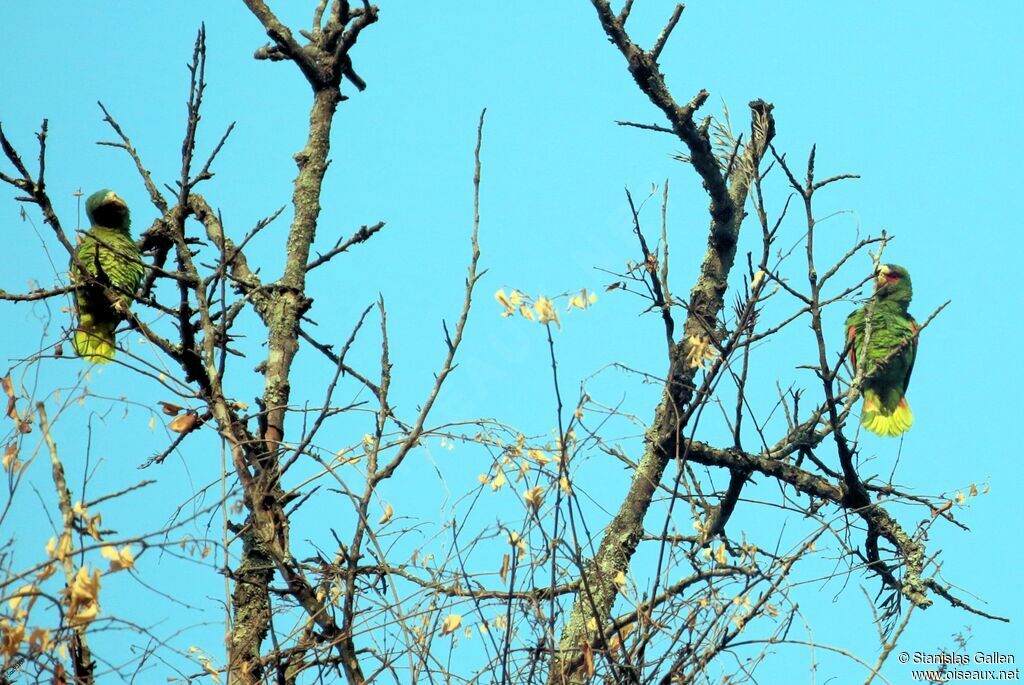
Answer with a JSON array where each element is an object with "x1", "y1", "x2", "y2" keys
[
  {"x1": 861, "y1": 390, "x2": 913, "y2": 437},
  {"x1": 72, "y1": 316, "x2": 117, "y2": 363}
]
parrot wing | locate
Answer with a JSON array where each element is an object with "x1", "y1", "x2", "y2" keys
[
  {"x1": 847, "y1": 323, "x2": 858, "y2": 370},
  {"x1": 902, "y1": 318, "x2": 918, "y2": 394}
]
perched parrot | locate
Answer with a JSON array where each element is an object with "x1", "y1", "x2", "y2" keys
[
  {"x1": 845, "y1": 264, "x2": 918, "y2": 437},
  {"x1": 70, "y1": 189, "x2": 143, "y2": 363}
]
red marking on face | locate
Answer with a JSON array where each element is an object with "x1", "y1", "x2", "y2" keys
[{"x1": 884, "y1": 273, "x2": 902, "y2": 283}]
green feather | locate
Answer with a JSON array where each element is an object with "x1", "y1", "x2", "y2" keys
[
  {"x1": 846, "y1": 264, "x2": 918, "y2": 436},
  {"x1": 71, "y1": 190, "x2": 143, "y2": 363}
]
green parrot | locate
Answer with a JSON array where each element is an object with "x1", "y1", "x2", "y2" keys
[
  {"x1": 70, "y1": 189, "x2": 143, "y2": 363},
  {"x1": 845, "y1": 264, "x2": 918, "y2": 437}
]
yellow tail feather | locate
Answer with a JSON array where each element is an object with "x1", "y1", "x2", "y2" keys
[
  {"x1": 861, "y1": 391, "x2": 913, "y2": 437},
  {"x1": 73, "y1": 323, "x2": 116, "y2": 364}
]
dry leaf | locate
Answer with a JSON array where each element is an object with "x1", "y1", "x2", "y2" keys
[
  {"x1": 533, "y1": 297, "x2": 559, "y2": 327},
  {"x1": 713, "y1": 545, "x2": 728, "y2": 565},
  {"x1": 46, "y1": 534, "x2": 73, "y2": 562},
  {"x1": 499, "y1": 553, "x2": 510, "y2": 584},
  {"x1": 607, "y1": 623, "x2": 634, "y2": 652},
  {"x1": 101, "y1": 545, "x2": 135, "y2": 572},
  {"x1": 35, "y1": 561, "x2": 57, "y2": 582},
  {"x1": 8, "y1": 584, "x2": 36, "y2": 611},
  {"x1": 65, "y1": 566, "x2": 101, "y2": 626},
  {"x1": 168, "y1": 412, "x2": 199, "y2": 434},
  {"x1": 158, "y1": 401, "x2": 184, "y2": 416},
  {"x1": 378, "y1": 503, "x2": 394, "y2": 525},
  {"x1": 439, "y1": 613, "x2": 462, "y2": 636},
  {"x1": 2, "y1": 443, "x2": 19, "y2": 472},
  {"x1": 524, "y1": 485, "x2": 545, "y2": 510},
  {"x1": 1, "y1": 374, "x2": 15, "y2": 421}
]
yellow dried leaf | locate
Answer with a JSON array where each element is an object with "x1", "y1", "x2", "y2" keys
[
  {"x1": 534, "y1": 297, "x2": 559, "y2": 327},
  {"x1": 508, "y1": 531, "x2": 527, "y2": 558},
  {"x1": 495, "y1": 289, "x2": 515, "y2": 317},
  {"x1": 582, "y1": 641, "x2": 595, "y2": 677},
  {"x1": 490, "y1": 470, "x2": 506, "y2": 491},
  {"x1": 439, "y1": 613, "x2": 462, "y2": 636},
  {"x1": 1, "y1": 375, "x2": 15, "y2": 425},
  {"x1": 954, "y1": 492, "x2": 966, "y2": 506},
  {"x1": 528, "y1": 449, "x2": 552, "y2": 465},
  {"x1": 36, "y1": 561, "x2": 57, "y2": 582},
  {"x1": 46, "y1": 534, "x2": 73, "y2": 562},
  {"x1": 101, "y1": 545, "x2": 135, "y2": 572},
  {"x1": 66, "y1": 566, "x2": 101, "y2": 626},
  {"x1": 613, "y1": 571, "x2": 627, "y2": 586},
  {"x1": 516, "y1": 461, "x2": 530, "y2": 482},
  {"x1": 685, "y1": 335, "x2": 719, "y2": 370},
  {"x1": 751, "y1": 270, "x2": 765, "y2": 290},
  {"x1": 200, "y1": 655, "x2": 222, "y2": 684},
  {"x1": 8, "y1": 585, "x2": 36, "y2": 611},
  {"x1": 607, "y1": 623, "x2": 634, "y2": 651},
  {"x1": 69, "y1": 567, "x2": 100, "y2": 603},
  {"x1": 499, "y1": 553, "x2": 510, "y2": 584},
  {"x1": 0, "y1": 623, "x2": 24, "y2": 660},
  {"x1": 378, "y1": 503, "x2": 394, "y2": 525},
  {"x1": 1, "y1": 443, "x2": 19, "y2": 472},
  {"x1": 27, "y1": 627, "x2": 53, "y2": 652},
  {"x1": 559, "y1": 475, "x2": 571, "y2": 494},
  {"x1": 524, "y1": 485, "x2": 545, "y2": 510},
  {"x1": 713, "y1": 545, "x2": 728, "y2": 565}
]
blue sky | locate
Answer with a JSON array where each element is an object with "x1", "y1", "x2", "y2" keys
[{"x1": 1, "y1": 1, "x2": 1021, "y2": 682}]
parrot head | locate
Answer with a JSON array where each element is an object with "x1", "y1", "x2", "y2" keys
[
  {"x1": 85, "y1": 189, "x2": 131, "y2": 232},
  {"x1": 873, "y1": 263, "x2": 912, "y2": 305}
]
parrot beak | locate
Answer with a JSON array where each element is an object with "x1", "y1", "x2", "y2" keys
[
  {"x1": 875, "y1": 265, "x2": 891, "y2": 286},
  {"x1": 104, "y1": 192, "x2": 126, "y2": 208}
]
